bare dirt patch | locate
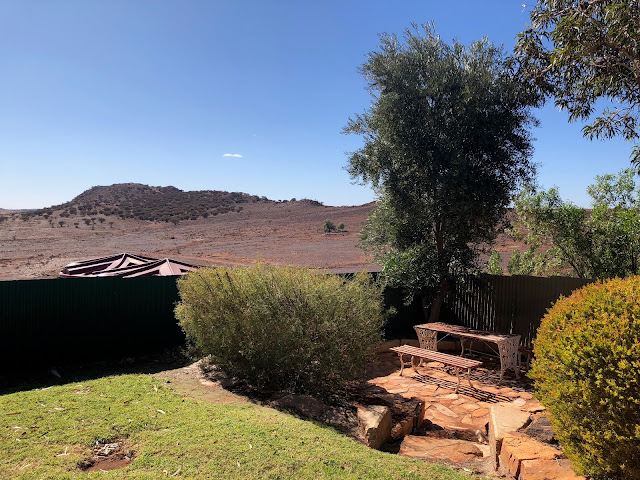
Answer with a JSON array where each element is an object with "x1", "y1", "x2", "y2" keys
[
  {"x1": 154, "y1": 361, "x2": 249, "y2": 405},
  {"x1": 78, "y1": 440, "x2": 134, "y2": 473}
]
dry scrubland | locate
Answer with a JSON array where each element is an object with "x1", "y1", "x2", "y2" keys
[
  {"x1": 0, "y1": 202, "x2": 526, "y2": 281},
  {"x1": 0, "y1": 202, "x2": 379, "y2": 280},
  {"x1": 0, "y1": 181, "x2": 526, "y2": 280}
]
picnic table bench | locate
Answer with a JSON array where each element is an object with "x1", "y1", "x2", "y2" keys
[
  {"x1": 390, "y1": 345, "x2": 483, "y2": 393},
  {"x1": 414, "y1": 322, "x2": 521, "y2": 381}
]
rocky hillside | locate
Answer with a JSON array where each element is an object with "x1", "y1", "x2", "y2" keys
[{"x1": 17, "y1": 183, "x2": 320, "y2": 224}]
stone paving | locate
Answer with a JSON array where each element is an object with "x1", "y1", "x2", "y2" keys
[
  {"x1": 365, "y1": 350, "x2": 544, "y2": 434},
  {"x1": 363, "y1": 350, "x2": 586, "y2": 478}
]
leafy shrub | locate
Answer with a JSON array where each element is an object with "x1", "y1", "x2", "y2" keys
[
  {"x1": 175, "y1": 264, "x2": 385, "y2": 395},
  {"x1": 337, "y1": 222, "x2": 345, "y2": 232},
  {"x1": 531, "y1": 277, "x2": 640, "y2": 479},
  {"x1": 486, "y1": 249, "x2": 503, "y2": 275},
  {"x1": 323, "y1": 219, "x2": 336, "y2": 233},
  {"x1": 507, "y1": 248, "x2": 536, "y2": 275}
]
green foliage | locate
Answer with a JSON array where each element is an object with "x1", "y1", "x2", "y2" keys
[
  {"x1": 486, "y1": 250, "x2": 503, "y2": 275},
  {"x1": 175, "y1": 264, "x2": 385, "y2": 395},
  {"x1": 507, "y1": 248, "x2": 536, "y2": 276},
  {"x1": 345, "y1": 24, "x2": 540, "y2": 315},
  {"x1": 516, "y1": 0, "x2": 640, "y2": 163},
  {"x1": 531, "y1": 277, "x2": 640, "y2": 479},
  {"x1": 323, "y1": 218, "x2": 336, "y2": 233},
  {"x1": 337, "y1": 222, "x2": 345, "y2": 232},
  {"x1": 513, "y1": 168, "x2": 640, "y2": 278}
]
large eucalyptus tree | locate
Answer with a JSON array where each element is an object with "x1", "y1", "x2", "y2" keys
[{"x1": 345, "y1": 25, "x2": 541, "y2": 321}]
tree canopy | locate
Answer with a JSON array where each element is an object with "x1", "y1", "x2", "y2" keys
[
  {"x1": 512, "y1": 168, "x2": 640, "y2": 279},
  {"x1": 515, "y1": 0, "x2": 640, "y2": 163},
  {"x1": 345, "y1": 24, "x2": 540, "y2": 320}
]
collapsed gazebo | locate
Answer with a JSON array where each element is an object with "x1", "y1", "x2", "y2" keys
[{"x1": 59, "y1": 253, "x2": 199, "y2": 278}]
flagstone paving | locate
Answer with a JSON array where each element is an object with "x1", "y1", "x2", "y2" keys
[{"x1": 365, "y1": 351, "x2": 543, "y2": 433}]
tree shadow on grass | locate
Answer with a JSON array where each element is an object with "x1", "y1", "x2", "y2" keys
[{"x1": 0, "y1": 347, "x2": 192, "y2": 394}]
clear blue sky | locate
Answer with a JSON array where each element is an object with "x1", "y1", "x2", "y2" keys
[{"x1": 0, "y1": 0, "x2": 634, "y2": 209}]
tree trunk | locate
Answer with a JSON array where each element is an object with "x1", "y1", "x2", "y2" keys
[
  {"x1": 427, "y1": 222, "x2": 447, "y2": 323},
  {"x1": 419, "y1": 220, "x2": 451, "y2": 323},
  {"x1": 421, "y1": 278, "x2": 449, "y2": 323}
]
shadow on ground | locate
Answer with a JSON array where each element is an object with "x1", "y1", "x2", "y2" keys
[{"x1": 0, "y1": 347, "x2": 192, "y2": 394}]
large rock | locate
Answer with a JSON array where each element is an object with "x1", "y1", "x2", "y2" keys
[
  {"x1": 523, "y1": 414, "x2": 556, "y2": 444},
  {"x1": 357, "y1": 405, "x2": 391, "y2": 449},
  {"x1": 499, "y1": 432, "x2": 562, "y2": 478},
  {"x1": 391, "y1": 417, "x2": 414, "y2": 441},
  {"x1": 488, "y1": 404, "x2": 531, "y2": 470},
  {"x1": 519, "y1": 458, "x2": 585, "y2": 480},
  {"x1": 399, "y1": 435, "x2": 490, "y2": 473}
]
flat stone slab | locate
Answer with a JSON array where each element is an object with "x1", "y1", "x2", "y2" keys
[
  {"x1": 399, "y1": 435, "x2": 491, "y2": 473},
  {"x1": 520, "y1": 458, "x2": 585, "y2": 480},
  {"x1": 499, "y1": 432, "x2": 562, "y2": 478},
  {"x1": 489, "y1": 403, "x2": 532, "y2": 470},
  {"x1": 357, "y1": 405, "x2": 391, "y2": 450}
]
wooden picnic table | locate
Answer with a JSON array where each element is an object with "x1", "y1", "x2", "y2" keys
[{"x1": 413, "y1": 322, "x2": 521, "y2": 381}]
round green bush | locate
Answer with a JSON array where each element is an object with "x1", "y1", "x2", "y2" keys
[
  {"x1": 175, "y1": 264, "x2": 385, "y2": 396},
  {"x1": 531, "y1": 277, "x2": 640, "y2": 479}
]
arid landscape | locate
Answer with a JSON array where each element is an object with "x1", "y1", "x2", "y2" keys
[
  {"x1": 0, "y1": 185, "x2": 378, "y2": 280},
  {"x1": 0, "y1": 183, "x2": 523, "y2": 281}
]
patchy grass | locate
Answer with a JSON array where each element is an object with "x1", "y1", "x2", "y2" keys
[{"x1": 0, "y1": 374, "x2": 476, "y2": 479}]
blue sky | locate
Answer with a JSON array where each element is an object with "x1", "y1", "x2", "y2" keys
[{"x1": 0, "y1": 0, "x2": 634, "y2": 209}]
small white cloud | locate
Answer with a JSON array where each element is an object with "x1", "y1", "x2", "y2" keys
[{"x1": 222, "y1": 153, "x2": 243, "y2": 158}]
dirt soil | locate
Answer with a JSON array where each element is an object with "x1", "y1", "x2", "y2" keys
[
  {"x1": 78, "y1": 440, "x2": 135, "y2": 473},
  {"x1": 0, "y1": 202, "x2": 378, "y2": 280},
  {"x1": 0, "y1": 201, "x2": 526, "y2": 280}
]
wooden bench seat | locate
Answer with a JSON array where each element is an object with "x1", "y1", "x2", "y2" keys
[{"x1": 390, "y1": 345, "x2": 483, "y2": 392}]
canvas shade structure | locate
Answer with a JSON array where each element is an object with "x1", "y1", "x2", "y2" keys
[{"x1": 59, "y1": 253, "x2": 198, "y2": 278}]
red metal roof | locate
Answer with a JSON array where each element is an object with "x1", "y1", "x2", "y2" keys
[{"x1": 59, "y1": 253, "x2": 198, "y2": 278}]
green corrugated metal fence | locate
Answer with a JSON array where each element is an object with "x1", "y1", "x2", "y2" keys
[
  {"x1": 0, "y1": 276, "x2": 183, "y2": 367},
  {"x1": 0, "y1": 273, "x2": 597, "y2": 369},
  {"x1": 448, "y1": 274, "x2": 595, "y2": 347}
]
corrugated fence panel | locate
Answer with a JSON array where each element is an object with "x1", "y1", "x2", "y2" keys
[
  {"x1": 447, "y1": 274, "x2": 594, "y2": 347},
  {"x1": 0, "y1": 276, "x2": 184, "y2": 367},
  {"x1": 0, "y1": 273, "x2": 596, "y2": 368}
]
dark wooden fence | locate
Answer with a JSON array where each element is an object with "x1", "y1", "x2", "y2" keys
[{"x1": 0, "y1": 276, "x2": 183, "y2": 367}]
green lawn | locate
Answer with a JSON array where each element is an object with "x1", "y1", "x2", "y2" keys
[{"x1": 0, "y1": 374, "x2": 476, "y2": 480}]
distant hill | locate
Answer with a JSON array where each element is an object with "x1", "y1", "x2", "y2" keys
[{"x1": 19, "y1": 183, "x2": 321, "y2": 223}]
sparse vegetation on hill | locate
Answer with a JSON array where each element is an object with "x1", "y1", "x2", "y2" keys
[
  {"x1": 323, "y1": 219, "x2": 345, "y2": 233},
  {"x1": 17, "y1": 183, "x2": 288, "y2": 223}
]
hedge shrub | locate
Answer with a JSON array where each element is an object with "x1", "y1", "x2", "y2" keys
[
  {"x1": 175, "y1": 264, "x2": 385, "y2": 395},
  {"x1": 531, "y1": 277, "x2": 640, "y2": 479}
]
